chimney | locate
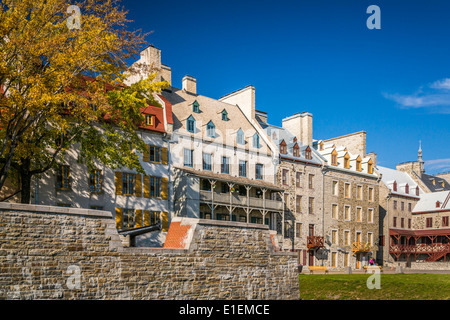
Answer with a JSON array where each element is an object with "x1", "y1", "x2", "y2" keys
[
  {"x1": 219, "y1": 85, "x2": 256, "y2": 121},
  {"x1": 282, "y1": 112, "x2": 313, "y2": 146},
  {"x1": 182, "y1": 75, "x2": 197, "y2": 95}
]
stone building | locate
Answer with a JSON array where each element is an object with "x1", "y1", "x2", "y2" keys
[
  {"x1": 377, "y1": 165, "x2": 424, "y2": 266},
  {"x1": 388, "y1": 190, "x2": 450, "y2": 266},
  {"x1": 315, "y1": 136, "x2": 380, "y2": 270},
  {"x1": 257, "y1": 112, "x2": 325, "y2": 267}
]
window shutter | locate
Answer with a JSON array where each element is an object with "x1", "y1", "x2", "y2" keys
[
  {"x1": 143, "y1": 144, "x2": 150, "y2": 162},
  {"x1": 161, "y1": 212, "x2": 169, "y2": 231},
  {"x1": 143, "y1": 175, "x2": 150, "y2": 198},
  {"x1": 135, "y1": 209, "x2": 143, "y2": 228},
  {"x1": 135, "y1": 174, "x2": 142, "y2": 197},
  {"x1": 115, "y1": 208, "x2": 123, "y2": 229},
  {"x1": 115, "y1": 172, "x2": 122, "y2": 195},
  {"x1": 161, "y1": 147, "x2": 168, "y2": 165},
  {"x1": 143, "y1": 210, "x2": 150, "y2": 227},
  {"x1": 161, "y1": 177, "x2": 168, "y2": 200}
]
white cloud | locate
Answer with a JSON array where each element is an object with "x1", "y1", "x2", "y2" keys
[
  {"x1": 425, "y1": 158, "x2": 450, "y2": 173},
  {"x1": 383, "y1": 78, "x2": 450, "y2": 113}
]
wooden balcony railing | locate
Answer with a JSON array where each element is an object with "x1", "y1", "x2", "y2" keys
[
  {"x1": 352, "y1": 242, "x2": 372, "y2": 255},
  {"x1": 307, "y1": 236, "x2": 324, "y2": 249}
]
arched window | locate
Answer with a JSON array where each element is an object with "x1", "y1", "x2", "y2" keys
[{"x1": 206, "y1": 121, "x2": 215, "y2": 137}]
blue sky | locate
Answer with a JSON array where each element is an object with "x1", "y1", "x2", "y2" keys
[{"x1": 122, "y1": 0, "x2": 450, "y2": 174}]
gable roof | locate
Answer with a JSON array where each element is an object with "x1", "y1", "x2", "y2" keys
[
  {"x1": 378, "y1": 166, "x2": 423, "y2": 198},
  {"x1": 412, "y1": 191, "x2": 450, "y2": 213}
]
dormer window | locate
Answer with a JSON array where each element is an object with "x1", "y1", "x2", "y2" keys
[
  {"x1": 293, "y1": 143, "x2": 299, "y2": 157},
  {"x1": 436, "y1": 201, "x2": 441, "y2": 208},
  {"x1": 221, "y1": 109, "x2": 228, "y2": 121},
  {"x1": 187, "y1": 115, "x2": 196, "y2": 133},
  {"x1": 367, "y1": 159, "x2": 374, "y2": 174},
  {"x1": 416, "y1": 186, "x2": 420, "y2": 196},
  {"x1": 237, "y1": 128, "x2": 245, "y2": 145},
  {"x1": 393, "y1": 181, "x2": 397, "y2": 192},
  {"x1": 253, "y1": 133, "x2": 260, "y2": 148},
  {"x1": 280, "y1": 140, "x2": 287, "y2": 154},
  {"x1": 356, "y1": 156, "x2": 362, "y2": 171},
  {"x1": 319, "y1": 141, "x2": 324, "y2": 151},
  {"x1": 405, "y1": 183, "x2": 409, "y2": 194},
  {"x1": 343, "y1": 153, "x2": 350, "y2": 169},
  {"x1": 305, "y1": 146, "x2": 312, "y2": 160},
  {"x1": 331, "y1": 149, "x2": 338, "y2": 166},
  {"x1": 192, "y1": 100, "x2": 200, "y2": 113},
  {"x1": 145, "y1": 114, "x2": 155, "y2": 126},
  {"x1": 206, "y1": 121, "x2": 215, "y2": 137}
]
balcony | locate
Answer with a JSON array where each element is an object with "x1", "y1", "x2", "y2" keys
[
  {"x1": 199, "y1": 190, "x2": 283, "y2": 211},
  {"x1": 352, "y1": 242, "x2": 372, "y2": 255},
  {"x1": 307, "y1": 236, "x2": 324, "y2": 250}
]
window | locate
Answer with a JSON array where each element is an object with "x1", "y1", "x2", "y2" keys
[
  {"x1": 356, "y1": 207, "x2": 362, "y2": 222},
  {"x1": 436, "y1": 201, "x2": 441, "y2": 208},
  {"x1": 426, "y1": 217, "x2": 433, "y2": 228},
  {"x1": 393, "y1": 200, "x2": 398, "y2": 210},
  {"x1": 296, "y1": 172, "x2": 301, "y2": 188},
  {"x1": 308, "y1": 197, "x2": 314, "y2": 215},
  {"x1": 401, "y1": 217, "x2": 405, "y2": 228},
  {"x1": 253, "y1": 133, "x2": 260, "y2": 148},
  {"x1": 331, "y1": 230, "x2": 338, "y2": 245},
  {"x1": 206, "y1": 121, "x2": 215, "y2": 137},
  {"x1": 255, "y1": 163, "x2": 263, "y2": 180},
  {"x1": 368, "y1": 233, "x2": 373, "y2": 247},
  {"x1": 282, "y1": 169, "x2": 289, "y2": 185},
  {"x1": 284, "y1": 193, "x2": 289, "y2": 210},
  {"x1": 192, "y1": 100, "x2": 200, "y2": 113},
  {"x1": 149, "y1": 176, "x2": 161, "y2": 197},
  {"x1": 56, "y1": 165, "x2": 70, "y2": 190},
  {"x1": 344, "y1": 183, "x2": 351, "y2": 198},
  {"x1": 408, "y1": 203, "x2": 412, "y2": 212},
  {"x1": 393, "y1": 181, "x2": 397, "y2": 192},
  {"x1": 122, "y1": 173, "x2": 135, "y2": 196},
  {"x1": 145, "y1": 114, "x2": 155, "y2": 126},
  {"x1": 187, "y1": 115, "x2": 196, "y2": 133},
  {"x1": 344, "y1": 252, "x2": 350, "y2": 267},
  {"x1": 184, "y1": 149, "x2": 193, "y2": 167},
  {"x1": 239, "y1": 160, "x2": 247, "y2": 177},
  {"x1": 202, "y1": 153, "x2": 212, "y2": 171},
  {"x1": 221, "y1": 156, "x2": 230, "y2": 174},
  {"x1": 331, "y1": 252, "x2": 337, "y2": 268},
  {"x1": 408, "y1": 219, "x2": 411, "y2": 229},
  {"x1": 122, "y1": 209, "x2": 135, "y2": 229},
  {"x1": 405, "y1": 183, "x2": 409, "y2": 194},
  {"x1": 344, "y1": 230, "x2": 350, "y2": 246},
  {"x1": 443, "y1": 216, "x2": 449, "y2": 227},
  {"x1": 89, "y1": 169, "x2": 102, "y2": 193},
  {"x1": 308, "y1": 174, "x2": 314, "y2": 189},
  {"x1": 295, "y1": 223, "x2": 302, "y2": 238},
  {"x1": 331, "y1": 204, "x2": 338, "y2": 219},
  {"x1": 296, "y1": 195, "x2": 302, "y2": 213},
  {"x1": 368, "y1": 187, "x2": 374, "y2": 202},
  {"x1": 416, "y1": 186, "x2": 420, "y2": 196},
  {"x1": 368, "y1": 162, "x2": 373, "y2": 174},
  {"x1": 356, "y1": 158, "x2": 361, "y2": 171},
  {"x1": 368, "y1": 208, "x2": 374, "y2": 223},
  {"x1": 401, "y1": 201, "x2": 405, "y2": 211},
  {"x1": 149, "y1": 145, "x2": 161, "y2": 163},
  {"x1": 221, "y1": 109, "x2": 228, "y2": 121},
  {"x1": 344, "y1": 154, "x2": 350, "y2": 169},
  {"x1": 237, "y1": 128, "x2": 245, "y2": 145},
  {"x1": 393, "y1": 217, "x2": 397, "y2": 227},
  {"x1": 279, "y1": 140, "x2": 287, "y2": 154},
  {"x1": 305, "y1": 146, "x2": 311, "y2": 160},
  {"x1": 357, "y1": 185, "x2": 363, "y2": 200},
  {"x1": 293, "y1": 144, "x2": 299, "y2": 157},
  {"x1": 344, "y1": 206, "x2": 351, "y2": 221},
  {"x1": 332, "y1": 181, "x2": 338, "y2": 196},
  {"x1": 331, "y1": 149, "x2": 338, "y2": 166}
]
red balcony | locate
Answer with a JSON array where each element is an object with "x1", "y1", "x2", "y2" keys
[{"x1": 307, "y1": 236, "x2": 324, "y2": 250}]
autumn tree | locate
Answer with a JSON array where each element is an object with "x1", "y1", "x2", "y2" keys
[{"x1": 0, "y1": 0, "x2": 167, "y2": 203}]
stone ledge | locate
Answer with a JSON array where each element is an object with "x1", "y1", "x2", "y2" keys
[
  {"x1": 0, "y1": 202, "x2": 112, "y2": 218},
  {"x1": 173, "y1": 217, "x2": 270, "y2": 230}
]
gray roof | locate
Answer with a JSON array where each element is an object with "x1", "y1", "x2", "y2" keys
[
  {"x1": 377, "y1": 166, "x2": 423, "y2": 198},
  {"x1": 420, "y1": 173, "x2": 450, "y2": 192},
  {"x1": 412, "y1": 191, "x2": 450, "y2": 213}
]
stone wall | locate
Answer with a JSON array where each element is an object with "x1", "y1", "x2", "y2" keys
[{"x1": 0, "y1": 203, "x2": 298, "y2": 300}]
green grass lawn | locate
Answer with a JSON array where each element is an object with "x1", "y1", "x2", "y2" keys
[{"x1": 299, "y1": 273, "x2": 450, "y2": 300}]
